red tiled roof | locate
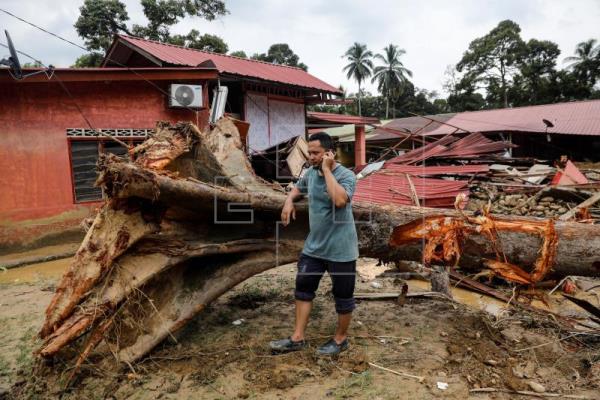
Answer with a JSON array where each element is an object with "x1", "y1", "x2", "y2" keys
[
  {"x1": 423, "y1": 100, "x2": 600, "y2": 136},
  {"x1": 110, "y1": 35, "x2": 342, "y2": 94},
  {"x1": 307, "y1": 111, "x2": 380, "y2": 125}
]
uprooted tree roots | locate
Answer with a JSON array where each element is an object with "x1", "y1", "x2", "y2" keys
[{"x1": 36, "y1": 117, "x2": 600, "y2": 385}]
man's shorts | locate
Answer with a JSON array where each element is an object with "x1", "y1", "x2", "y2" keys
[{"x1": 294, "y1": 252, "x2": 356, "y2": 314}]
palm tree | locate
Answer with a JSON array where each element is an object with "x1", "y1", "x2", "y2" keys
[
  {"x1": 564, "y1": 39, "x2": 600, "y2": 86},
  {"x1": 342, "y1": 43, "x2": 373, "y2": 116},
  {"x1": 372, "y1": 44, "x2": 413, "y2": 119}
]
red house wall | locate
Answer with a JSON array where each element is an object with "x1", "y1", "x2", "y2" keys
[{"x1": 0, "y1": 79, "x2": 210, "y2": 250}]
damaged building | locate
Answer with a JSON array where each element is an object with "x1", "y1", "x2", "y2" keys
[{"x1": 0, "y1": 34, "x2": 341, "y2": 251}]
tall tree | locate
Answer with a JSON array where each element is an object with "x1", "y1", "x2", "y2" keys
[
  {"x1": 514, "y1": 39, "x2": 560, "y2": 104},
  {"x1": 456, "y1": 20, "x2": 525, "y2": 108},
  {"x1": 251, "y1": 44, "x2": 308, "y2": 70},
  {"x1": 132, "y1": 0, "x2": 228, "y2": 41},
  {"x1": 564, "y1": 39, "x2": 600, "y2": 88},
  {"x1": 342, "y1": 43, "x2": 373, "y2": 116},
  {"x1": 74, "y1": 0, "x2": 228, "y2": 66},
  {"x1": 132, "y1": 0, "x2": 186, "y2": 41},
  {"x1": 74, "y1": 0, "x2": 130, "y2": 66},
  {"x1": 75, "y1": 0, "x2": 130, "y2": 51},
  {"x1": 371, "y1": 44, "x2": 412, "y2": 118}
]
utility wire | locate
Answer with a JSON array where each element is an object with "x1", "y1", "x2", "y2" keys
[{"x1": 0, "y1": 7, "x2": 202, "y2": 117}]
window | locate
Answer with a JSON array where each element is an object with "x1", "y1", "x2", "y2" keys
[
  {"x1": 70, "y1": 141, "x2": 102, "y2": 202},
  {"x1": 69, "y1": 137, "x2": 144, "y2": 203}
]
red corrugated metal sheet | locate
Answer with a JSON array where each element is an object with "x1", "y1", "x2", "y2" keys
[
  {"x1": 354, "y1": 173, "x2": 468, "y2": 208},
  {"x1": 423, "y1": 100, "x2": 600, "y2": 136},
  {"x1": 381, "y1": 164, "x2": 489, "y2": 176},
  {"x1": 386, "y1": 133, "x2": 513, "y2": 164},
  {"x1": 551, "y1": 160, "x2": 589, "y2": 185},
  {"x1": 386, "y1": 135, "x2": 459, "y2": 164},
  {"x1": 307, "y1": 111, "x2": 380, "y2": 125},
  {"x1": 114, "y1": 35, "x2": 342, "y2": 94}
]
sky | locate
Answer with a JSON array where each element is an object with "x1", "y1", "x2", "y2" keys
[{"x1": 1, "y1": 0, "x2": 599, "y2": 97}]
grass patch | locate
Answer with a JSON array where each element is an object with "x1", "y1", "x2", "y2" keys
[
  {"x1": 0, "y1": 353, "x2": 10, "y2": 377},
  {"x1": 16, "y1": 326, "x2": 38, "y2": 373},
  {"x1": 334, "y1": 370, "x2": 373, "y2": 399}
]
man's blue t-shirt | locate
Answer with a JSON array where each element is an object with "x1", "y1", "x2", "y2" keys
[{"x1": 295, "y1": 164, "x2": 359, "y2": 262}]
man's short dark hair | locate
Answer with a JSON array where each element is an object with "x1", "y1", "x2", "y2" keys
[{"x1": 309, "y1": 132, "x2": 334, "y2": 151}]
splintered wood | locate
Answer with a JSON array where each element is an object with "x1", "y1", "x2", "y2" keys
[
  {"x1": 37, "y1": 117, "x2": 600, "y2": 383},
  {"x1": 389, "y1": 212, "x2": 559, "y2": 285}
]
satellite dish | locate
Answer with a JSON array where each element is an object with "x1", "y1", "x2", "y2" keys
[
  {"x1": 1, "y1": 30, "x2": 52, "y2": 80},
  {"x1": 542, "y1": 119, "x2": 554, "y2": 128},
  {"x1": 5, "y1": 30, "x2": 22, "y2": 78},
  {"x1": 174, "y1": 85, "x2": 195, "y2": 106}
]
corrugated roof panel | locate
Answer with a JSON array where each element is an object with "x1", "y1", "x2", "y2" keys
[
  {"x1": 116, "y1": 35, "x2": 342, "y2": 94},
  {"x1": 307, "y1": 111, "x2": 380, "y2": 125},
  {"x1": 423, "y1": 100, "x2": 600, "y2": 136},
  {"x1": 354, "y1": 173, "x2": 469, "y2": 208},
  {"x1": 381, "y1": 164, "x2": 489, "y2": 175}
]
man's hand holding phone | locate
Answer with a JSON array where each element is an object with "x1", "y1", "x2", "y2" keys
[{"x1": 322, "y1": 150, "x2": 335, "y2": 171}]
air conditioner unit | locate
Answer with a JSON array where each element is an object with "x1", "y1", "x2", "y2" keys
[{"x1": 169, "y1": 84, "x2": 203, "y2": 108}]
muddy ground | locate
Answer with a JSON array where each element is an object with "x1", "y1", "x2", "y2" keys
[{"x1": 1, "y1": 256, "x2": 599, "y2": 399}]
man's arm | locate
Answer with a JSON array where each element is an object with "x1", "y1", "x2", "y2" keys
[
  {"x1": 322, "y1": 168, "x2": 349, "y2": 208},
  {"x1": 321, "y1": 152, "x2": 350, "y2": 208},
  {"x1": 281, "y1": 186, "x2": 304, "y2": 226}
]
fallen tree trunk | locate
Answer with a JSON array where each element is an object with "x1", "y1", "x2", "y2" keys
[
  {"x1": 101, "y1": 159, "x2": 600, "y2": 277},
  {"x1": 37, "y1": 118, "x2": 600, "y2": 381}
]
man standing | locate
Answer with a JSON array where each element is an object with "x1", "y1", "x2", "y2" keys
[{"x1": 269, "y1": 132, "x2": 358, "y2": 356}]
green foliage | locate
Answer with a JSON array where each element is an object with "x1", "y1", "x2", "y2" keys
[
  {"x1": 72, "y1": 52, "x2": 104, "y2": 67},
  {"x1": 16, "y1": 327, "x2": 37, "y2": 373},
  {"x1": 132, "y1": 0, "x2": 185, "y2": 42},
  {"x1": 334, "y1": 371, "x2": 373, "y2": 399},
  {"x1": 564, "y1": 38, "x2": 600, "y2": 87},
  {"x1": 252, "y1": 43, "x2": 308, "y2": 70},
  {"x1": 75, "y1": 0, "x2": 130, "y2": 52},
  {"x1": 0, "y1": 353, "x2": 9, "y2": 377},
  {"x1": 74, "y1": 0, "x2": 228, "y2": 63},
  {"x1": 171, "y1": 30, "x2": 228, "y2": 53},
  {"x1": 372, "y1": 44, "x2": 412, "y2": 118},
  {"x1": 457, "y1": 20, "x2": 525, "y2": 108},
  {"x1": 22, "y1": 61, "x2": 43, "y2": 68},
  {"x1": 449, "y1": 20, "x2": 600, "y2": 111},
  {"x1": 514, "y1": 39, "x2": 560, "y2": 104},
  {"x1": 342, "y1": 43, "x2": 373, "y2": 116},
  {"x1": 447, "y1": 88, "x2": 485, "y2": 111},
  {"x1": 183, "y1": 0, "x2": 228, "y2": 21},
  {"x1": 229, "y1": 50, "x2": 247, "y2": 58}
]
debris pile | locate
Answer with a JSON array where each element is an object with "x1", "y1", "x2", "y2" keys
[
  {"x1": 354, "y1": 131, "x2": 600, "y2": 221},
  {"x1": 468, "y1": 190, "x2": 587, "y2": 218}
]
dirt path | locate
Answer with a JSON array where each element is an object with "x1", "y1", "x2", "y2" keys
[{"x1": 1, "y1": 258, "x2": 599, "y2": 399}]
